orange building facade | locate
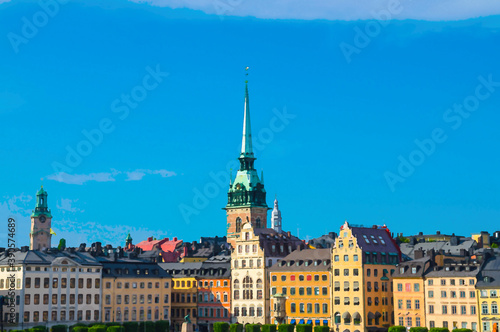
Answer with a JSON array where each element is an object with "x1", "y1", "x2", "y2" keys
[{"x1": 269, "y1": 248, "x2": 332, "y2": 326}]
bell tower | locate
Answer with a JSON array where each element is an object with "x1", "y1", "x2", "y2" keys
[
  {"x1": 30, "y1": 186, "x2": 53, "y2": 250},
  {"x1": 225, "y1": 72, "x2": 269, "y2": 248}
]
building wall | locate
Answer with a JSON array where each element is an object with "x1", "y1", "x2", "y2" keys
[
  {"x1": 171, "y1": 277, "x2": 198, "y2": 331},
  {"x1": 269, "y1": 270, "x2": 331, "y2": 325},
  {"x1": 2, "y1": 262, "x2": 102, "y2": 328},
  {"x1": 197, "y1": 277, "x2": 231, "y2": 328},
  {"x1": 231, "y1": 226, "x2": 268, "y2": 324},
  {"x1": 425, "y1": 276, "x2": 479, "y2": 330},
  {"x1": 102, "y1": 276, "x2": 171, "y2": 324},
  {"x1": 226, "y1": 207, "x2": 268, "y2": 248},
  {"x1": 332, "y1": 228, "x2": 365, "y2": 332},
  {"x1": 393, "y1": 277, "x2": 426, "y2": 329},
  {"x1": 477, "y1": 287, "x2": 500, "y2": 332},
  {"x1": 363, "y1": 263, "x2": 395, "y2": 330}
]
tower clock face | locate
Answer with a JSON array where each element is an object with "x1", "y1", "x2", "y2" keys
[{"x1": 39, "y1": 216, "x2": 46, "y2": 223}]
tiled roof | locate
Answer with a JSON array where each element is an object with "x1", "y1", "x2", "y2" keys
[
  {"x1": 400, "y1": 238, "x2": 476, "y2": 259},
  {"x1": 476, "y1": 257, "x2": 500, "y2": 288},
  {"x1": 392, "y1": 257, "x2": 431, "y2": 278},
  {"x1": 350, "y1": 227, "x2": 399, "y2": 254}
]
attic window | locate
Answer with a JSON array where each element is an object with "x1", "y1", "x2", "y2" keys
[
  {"x1": 445, "y1": 267, "x2": 450, "y2": 271},
  {"x1": 484, "y1": 277, "x2": 490, "y2": 283},
  {"x1": 371, "y1": 235, "x2": 378, "y2": 244},
  {"x1": 363, "y1": 235, "x2": 370, "y2": 244},
  {"x1": 378, "y1": 236, "x2": 386, "y2": 245},
  {"x1": 411, "y1": 267, "x2": 417, "y2": 274},
  {"x1": 400, "y1": 267, "x2": 405, "y2": 274}
]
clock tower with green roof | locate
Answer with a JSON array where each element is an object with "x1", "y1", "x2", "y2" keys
[
  {"x1": 225, "y1": 80, "x2": 269, "y2": 248},
  {"x1": 30, "y1": 186, "x2": 53, "y2": 250}
]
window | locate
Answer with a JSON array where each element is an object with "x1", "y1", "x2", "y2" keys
[
  {"x1": 344, "y1": 255, "x2": 349, "y2": 262},
  {"x1": 334, "y1": 255, "x2": 339, "y2": 262},
  {"x1": 407, "y1": 300, "x2": 411, "y2": 309},
  {"x1": 451, "y1": 305, "x2": 457, "y2": 314},
  {"x1": 307, "y1": 287, "x2": 312, "y2": 295},
  {"x1": 441, "y1": 291, "x2": 447, "y2": 298},
  {"x1": 397, "y1": 283, "x2": 403, "y2": 292},
  {"x1": 353, "y1": 269, "x2": 359, "y2": 276},
  {"x1": 429, "y1": 305, "x2": 434, "y2": 314},
  {"x1": 492, "y1": 302, "x2": 498, "y2": 314},
  {"x1": 322, "y1": 287, "x2": 328, "y2": 295},
  {"x1": 428, "y1": 290, "x2": 434, "y2": 298},
  {"x1": 441, "y1": 279, "x2": 446, "y2": 286},
  {"x1": 415, "y1": 300, "x2": 420, "y2": 309},
  {"x1": 414, "y1": 283, "x2": 420, "y2": 292},
  {"x1": 291, "y1": 303, "x2": 296, "y2": 313},
  {"x1": 300, "y1": 303, "x2": 305, "y2": 313},
  {"x1": 482, "y1": 302, "x2": 488, "y2": 314},
  {"x1": 307, "y1": 304, "x2": 312, "y2": 313},
  {"x1": 461, "y1": 306, "x2": 466, "y2": 315},
  {"x1": 428, "y1": 279, "x2": 433, "y2": 285},
  {"x1": 398, "y1": 299, "x2": 403, "y2": 309},
  {"x1": 471, "y1": 305, "x2": 476, "y2": 315},
  {"x1": 442, "y1": 305, "x2": 448, "y2": 314}
]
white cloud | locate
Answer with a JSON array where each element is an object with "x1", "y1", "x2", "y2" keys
[
  {"x1": 47, "y1": 169, "x2": 177, "y2": 185},
  {"x1": 57, "y1": 198, "x2": 84, "y2": 213},
  {"x1": 129, "y1": 0, "x2": 500, "y2": 21}
]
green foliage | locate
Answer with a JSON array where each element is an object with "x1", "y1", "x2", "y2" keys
[
  {"x1": 30, "y1": 328, "x2": 46, "y2": 332},
  {"x1": 214, "y1": 323, "x2": 230, "y2": 332},
  {"x1": 296, "y1": 325, "x2": 312, "y2": 332},
  {"x1": 313, "y1": 327, "x2": 329, "y2": 332},
  {"x1": 58, "y1": 238, "x2": 66, "y2": 250},
  {"x1": 88, "y1": 325, "x2": 107, "y2": 332},
  {"x1": 492, "y1": 243, "x2": 499, "y2": 248},
  {"x1": 11, "y1": 330, "x2": 26, "y2": 332},
  {"x1": 32, "y1": 326, "x2": 48, "y2": 332},
  {"x1": 278, "y1": 325, "x2": 294, "y2": 332},
  {"x1": 154, "y1": 321, "x2": 170, "y2": 332},
  {"x1": 107, "y1": 327, "x2": 124, "y2": 332},
  {"x1": 52, "y1": 325, "x2": 68, "y2": 332},
  {"x1": 123, "y1": 323, "x2": 139, "y2": 332},
  {"x1": 72, "y1": 327, "x2": 89, "y2": 332},
  {"x1": 230, "y1": 324, "x2": 243, "y2": 332},
  {"x1": 261, "y1": 325, "x2": 276, "y2": 332},
  {"x1": 389, "y1": 326, "x2": 407, "y2": 332},
  {"x1": 398, "y1": 236, "x2": 409, "y2": 243},
  {"x1": 451, "y1": 330, "x2": 471, "y2": 332},
  {"x1": 429, "y1": 328, "x2": 449, "y2": 332},
  {"x1": 245, "y1": 325, "x2": 260, "y2": 332},
  {"x1": 139, "y1": 322, "x2": 155, "y2": 332},
  {"x1": 410, "y1": 328, "x2": 428, "y2": 332},
  {"x1": 105, "y1": 324, "x2": 121, "y2": 328}
]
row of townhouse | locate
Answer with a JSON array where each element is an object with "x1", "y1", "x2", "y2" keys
[
  {"x1": 0, "y1": 246, "x2": 173, "y2": 329},
  {"x1": 268, "y1": 221, "x2": 401, "y2": 332},
  {"x1": 393, "y1": 248, "x2": 500, "y2": 332},
  {"x1": 0, "y1": 246, "x2": 233, "y2": 332}
]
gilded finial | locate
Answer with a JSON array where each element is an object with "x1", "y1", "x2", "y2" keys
[{"x1": 245, "y1": 66, "x2": 249, "y2": 84}]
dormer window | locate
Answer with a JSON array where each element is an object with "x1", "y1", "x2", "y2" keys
[
  {"x1": 400, "y1": 267, "x2": 405, "y2": 274},
  {"x1": 411, "y1": 267, "x2": 417, "y2": 274},
  {"x1": 445, "y1": 267, "x2": 450, "y2": 271}
]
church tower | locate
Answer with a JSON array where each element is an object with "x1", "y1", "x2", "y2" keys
[
  {"x1": 30, "y1": 186, "x2": 53, "y2": 250},
  {"x1": 271, "y1": 197, "x2": 282, "y2": 234},
  {"x1": 225, "y1": 78, "x2": 269, "y2": 248}
]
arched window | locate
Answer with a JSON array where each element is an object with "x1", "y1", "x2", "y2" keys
[
  {"x1": 233, "y1": 279, "x2": 239, "y2": 289},
  {"x1": 256, "y1": 279, "x2": 263, "y2": 289},
  {"x1": 236, "y1": 218, "x2": 242, "y2": 233},
  {"x1": 249, "y1": 306, "x2": 255, "y2": 316},
  {"x1": 243, "y1": 276, "x2": 253, "y2": 288},
  {"x1": 256, "y1": 218, "x2": 262, "y2": 228}
]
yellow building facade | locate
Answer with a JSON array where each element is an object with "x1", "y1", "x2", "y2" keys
[
  {"x1": 332, "y1": 222, "x2": 400, "y2": 332},
  {"x1": 101, "y1": 260, "x2": 172, "y2": 324},
  {"x1": 476, "y1": 257, "x2": 500, "y2": 332},
  {"x1": 424, "y1": 263, "x2": 479, "y2": 331},
  {"x1": 269, "y1": 248, "x2": 331, "y2": 326}
]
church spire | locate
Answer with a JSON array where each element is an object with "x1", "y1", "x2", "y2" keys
[{"x1": 240, "y1": 80, "x2": 254, "y2": 158}]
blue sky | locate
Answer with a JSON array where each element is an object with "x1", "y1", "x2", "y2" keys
[{"x1": 1, "y1": 0, "x2": 500, "y2": 247}]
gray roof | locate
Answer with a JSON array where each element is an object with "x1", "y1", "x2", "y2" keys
[
  {"x1": 159, "y1": 262, "x2": 204, "y2": 278},
  {"x1": 268, "y1": 248, "x2": 331, "y2": 272},
  {"x1": 476, "y1": 257, "x2": 500, "y2": 288},
  {"x1": 392, "y1": 257, "x2": 431, "y2": 278},
  {"x1": 350, "y1": 226, "x2": 400, "y2": 254},
  {"x1": 425, "y1": 263, "x2": 480, "y2": 278},
  {"x1": 0, "y1": 248, "x2": 101, "y2": 266},
  {"x1": 400, "y1": 238, "x2": 476, "y2": 259},
  {"x1": 309, "y1": 233, "x2": 336, "y2": 249}
]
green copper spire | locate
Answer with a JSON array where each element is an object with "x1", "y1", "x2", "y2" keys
[
  {"x1": 226, "y1": 71, "x2": 267, "y2": 209},
  {"x1": 240, "y1": 81, "x2": 254, "y2": 158},
  {"x1": 31, "y1": 185, "x2": 52, "y2": 218},
  {"x1": 125, "y1": 233, "x2": 133, "y2": 246}
]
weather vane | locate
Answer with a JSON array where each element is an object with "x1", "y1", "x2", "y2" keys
[{"x1": 245, "y1": 66, "x2": 249, "y2": 83}]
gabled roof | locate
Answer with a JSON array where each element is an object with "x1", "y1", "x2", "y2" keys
[
  {"x1": 350, "y1": 226, "x2": 399, "y2": 254},
  {"x1": 476, "y1": 256, "x2": 500, "y2": 288}
]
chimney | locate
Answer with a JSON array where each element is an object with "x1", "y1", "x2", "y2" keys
[
  {"x1": 79, "y1": 243, "x2": 86, "y2": 252},
  {"x1": 173, "y1": 237, "x2": 178, "y2": 241},
  {"x1": 287, "y1": 231, "x2": 292, "y2": 238},
  {"x1": 436, "y1": 231, "x2": 441, "y2": 235},
  {"x1": 419, "y1": 232, "x2": 423, "y2": 236},
  {"x1": 21, "y1": 246, "x2": 29, "y2": 253},
  {"x1": 414, "y1": 249, "x2": 424, "y2": 259},
  {"x1": 148, "y1": 237, "x2": 153, "y2": 242}
]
